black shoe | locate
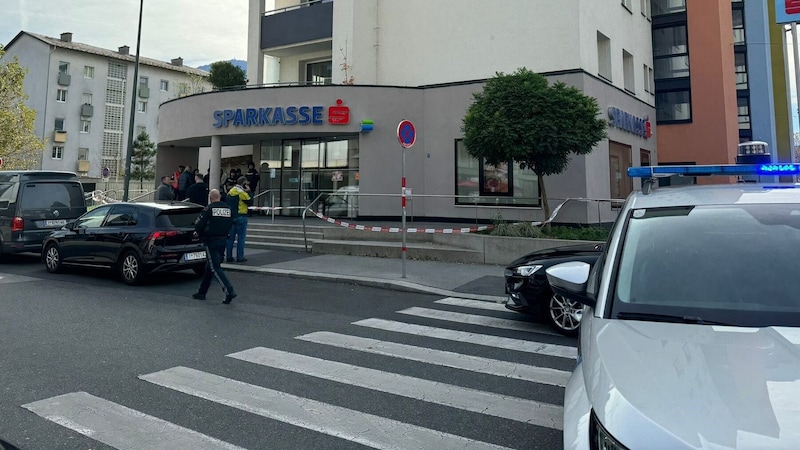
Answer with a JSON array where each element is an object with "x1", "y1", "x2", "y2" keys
[
  {"x1": 223, "y1": 293, "x2": 237, "y2": 304},
  {"x1": 225, "y1": 258, "x2": 234, "y2": 263},
  {"x1": 192, "y1": 292, "x2": 206, "y2": 300},
  {"x1": 236, "y1": 258, "x2": 247, "y2": 263}
]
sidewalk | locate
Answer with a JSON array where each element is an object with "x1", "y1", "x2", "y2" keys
[{"x1": 221, "y1": 246, "x2": 507, "y2": 303}]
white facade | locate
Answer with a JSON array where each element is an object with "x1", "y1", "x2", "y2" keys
[{"x1": 2, "y1": 32, "x2": 210, "y2": 183}]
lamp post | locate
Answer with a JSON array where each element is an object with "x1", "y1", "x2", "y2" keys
[{"x1": 123, "y1": 0, "x2": 144, "y2": 202}]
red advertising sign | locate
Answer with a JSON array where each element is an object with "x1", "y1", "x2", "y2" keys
[
  {"x1": 328, "y1": 99, "x2": 350, "y2": 125},
  {"x1": 788, "y1": 0, "x2": 800, "y2": 13}
]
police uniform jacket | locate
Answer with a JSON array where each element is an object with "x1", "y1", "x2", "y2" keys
[{"x1": 195, "y1": 201, "x2": 232, "y2": 247}]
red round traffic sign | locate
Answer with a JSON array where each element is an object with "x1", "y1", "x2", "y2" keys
[
  {"x1": 0, "y1": 157, "x2": 3, "y2": 168},
  {"x1": 397, "y1": 120, "x2": 416, "y2": 149}
]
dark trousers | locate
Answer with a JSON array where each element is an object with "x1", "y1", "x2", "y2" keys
[{"x1": 198, "y1": 242, "x2": 235, "y2": 295}]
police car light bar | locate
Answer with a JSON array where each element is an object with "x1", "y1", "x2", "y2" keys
[{"x1": 627, "y1": 164, "x2": 800, "y2": 178}]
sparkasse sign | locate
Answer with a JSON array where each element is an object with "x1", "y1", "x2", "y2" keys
[{"x1": 213, "y1": 98, "x2": 350, "y2": 128}]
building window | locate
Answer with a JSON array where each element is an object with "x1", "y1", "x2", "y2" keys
[
  {"x1": 597, "y1": 31, "x2": 612, "y2": 81},
  {"x1": 640, "y1": 149, "x2": 651, "y2": 166},
  {"x1": 643, "y1": 64, "x2": 651, "y2": 93},
  {"x1": 735, "y1": 51, "x2": 748, "y2": 91},
  {"x1": 58, "y1": 61, "x2": 69, "y2": 74},
  {"x1": 82, "y1": 93, "x2": 93, "y2": 105},
  {"x1": 656, "y1": 90, "x2": 691, "y2": 122},
  {"x1": 56, "y1": 89, "x2": 68, "y2": 102},
  {"x1": 55, "y1": 118, "x2": 65, "y2": 131},
  {"x1": 732, "y1": 8, "x2": 745, "y2": 46},
  {"x1": 653, "y1": 25, "x2": 689, "y2": 80},
  {"x1": 651, "y1": 0, "x2": 686, "y2": 16},
  {"x1": 78, "y1": 148, "x2": 89, "y2": 160},
  {"x1": 52, "y1": 146, "x2": 63, "y2": 160},
  {"x1": 139, "y1": 76, "x2": 148, "y2": 88},
  {"x1": 137, "y1": 125, "x2": 146, "y2": 135},
  {"x1": 80, "y1": 119, "x2": 91, "y2": 133},
  {"x1": 137, "y1": 101, "x2": 147, "y2": 113},
  {"x1": 640, "y1": 0, "x2": 651, "y2": 19},
  {"x1": 160, "y1": 79, "x2": 169, "y2": 91},
  {"x1": 84, "y1": 66, "x2": 94, "y2": 79},
  {"x1": 621, "y1": 0, "x2": 632, "y2": 13},
  {"x1": 737, "y1": 96, "x2": 751, "y2": 130},
  {"x1": 454, "y1": 140, "x2": 539, "y2": 206},
  {"x1": 306, "y1": 60, "x2": 332, "y2": 85},
  {"x1": 623, "y1": 50, "x2": 635, "y2": 93}
]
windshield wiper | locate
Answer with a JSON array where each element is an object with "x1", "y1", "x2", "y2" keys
[{"x1": 616, "y1": 312, "x2": 732, "y2": 326}]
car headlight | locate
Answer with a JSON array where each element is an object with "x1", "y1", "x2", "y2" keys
[
  {"x1": 590, "y1": 410, "x2": 629, "y2": 450},
  {"x1": 514, "y1": 264, "x2": 542, "y2": 277}
]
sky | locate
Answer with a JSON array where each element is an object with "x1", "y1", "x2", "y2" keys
[{"x1": 1, "y1": 0, "x2": 249, "y2": 68}]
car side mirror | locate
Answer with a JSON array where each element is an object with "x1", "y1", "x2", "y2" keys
[
  {"x1": 65, "y1": 220, "x2": 76, "y2": 230},
  {"x1": 546, "y1": 261, "x2": 596, "y2": 308}
]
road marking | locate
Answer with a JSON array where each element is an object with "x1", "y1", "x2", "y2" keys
[
  {"x1": 435, "y1": 297, "x2": 508, "y2": 312},
  {"x1": 227, "y1": 347, "x2": 563, "y2": 430},
  {"x1": 398, "y1": 306, "x2": 559, "y2": 335},
  {"x1": 22, "y1": 392, "x2": 244, "y2": 450},
  {"x1": 353, "y1": 318, "x2": 577, "y2": 359},
  {"x1": 140, "y1": 366, "x2": 513, "y2": 450},
  {"x1": 296, "y1": 331, "x2": 570, "y2": 387}
]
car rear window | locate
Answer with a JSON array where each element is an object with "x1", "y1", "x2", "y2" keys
[
  {"x1": 20, "y1": 182, "x2": 85, "y2": 210},
  {"x1": 156, "y1": 209, "x2": 203, "y2": 228}
]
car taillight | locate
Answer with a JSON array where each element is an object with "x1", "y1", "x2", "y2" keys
[
  {"x1": 11, "y1": 217, "x2": 24, "y2": 232},
  {"x1": 147, "y1": 230, "x2": 179, "y2": 241}
]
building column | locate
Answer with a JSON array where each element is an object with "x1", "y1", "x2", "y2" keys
[{"x1": 210, "y1": 135, "x2": 222, "y2": 191}]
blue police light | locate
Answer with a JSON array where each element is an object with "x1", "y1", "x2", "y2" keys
[{"x1": 627, "y1": 164, "x2": 800, "y2": 178}]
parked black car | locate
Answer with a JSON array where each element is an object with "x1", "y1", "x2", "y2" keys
[
  {"x1": 504, "y1": 242, "x2": 603, "y2": 336},
  {"x1": 0, "y1": 171, "x2": 87, "y2": 259},
  {"x1": 42, "y1": 202, "x2": 207, "y2": 285}
]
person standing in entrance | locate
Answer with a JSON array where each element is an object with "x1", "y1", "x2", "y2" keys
[
  {"x1": 155, "y1": 175, "x2": 175, "y2": 200},
  {"x1": 226, "y1": 176, "x2": 252, "y2": 263},
  {"x1": 186, "y1": 173, "x2": 208, "y2": 206},
  {"x1": 193, "y1": 189, "x2": 237, "y2": 304}
]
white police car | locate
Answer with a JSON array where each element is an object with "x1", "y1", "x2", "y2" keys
[{"x1": 546, "y1": 164, "x2": 800, "y2": 450}]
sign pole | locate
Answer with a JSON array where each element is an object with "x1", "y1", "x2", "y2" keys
[{"x1": 396, "y1": 119, "x2": 416, "y2": 279}]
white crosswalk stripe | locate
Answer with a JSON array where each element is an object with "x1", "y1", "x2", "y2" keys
[
  {"x1": 296, "y1": 331, "x2": 571, "y2": 387},
  {"x1": 23, "y1": 296, "x2": 573, "y2": 448},
  {"x1": 227, "y1": 347, "x2": 564, "y2": 430},
  {"x1": 22, "y1": 392, "x2": 244, "y2": 450},
  {"x1": 140, "y1": 366, "x2": 513, "y2": 450},
  {"x1": 354, "y1": 318, "x2": 577, "y2": 359},
  {"x1": 398, "y1": 306, "x2": 560, "y2": 335}
]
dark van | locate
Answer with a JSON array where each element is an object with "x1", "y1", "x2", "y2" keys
[{"x1": 0, "y1": 171, "x2": 87, "y2": 258}]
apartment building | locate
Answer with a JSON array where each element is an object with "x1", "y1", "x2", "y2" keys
[
  {"x1": 2, "y1": 31, "x2": 209, "y2": 189},
  {"x1": 158, "y1": 0, "x2": 655, "y2": 223},
  {"x1": 652, "y1": 0, "x2": 792, "y2": 179}
]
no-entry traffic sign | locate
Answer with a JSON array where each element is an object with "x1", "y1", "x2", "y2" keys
[{"x1": 397, "y1": 120, "x2": 416, "y2": 149}]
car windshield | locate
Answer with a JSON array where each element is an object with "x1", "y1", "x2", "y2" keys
[{"x1": 612, "y1": 203, "x2": 800, "y2": 327}]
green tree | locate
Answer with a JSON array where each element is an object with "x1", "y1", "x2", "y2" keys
[
  {"x1": 0, "y1": 45, "x2": 44, "y2": 170},
  {"x1": 208, "y1": 61, "x2": 246, "y2": 91},
  {"x1": 461, "y1": 68, "x2": 607, "y2": 226},
  {"x1": 130, "y1": 131, "x2": 156, "y2": 189}
]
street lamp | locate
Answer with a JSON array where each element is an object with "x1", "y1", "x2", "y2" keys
[{"x1": 123, "y1": 0, "x2": 144, "y2": 202}]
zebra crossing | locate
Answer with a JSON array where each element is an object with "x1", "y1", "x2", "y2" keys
[{"x1": 22, "y1": 296, "x2": 576, "y2": 449}]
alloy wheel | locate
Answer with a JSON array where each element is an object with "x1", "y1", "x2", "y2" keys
[
  {"x1": 44, "y1": 244, "x2": 62, "y2": 273},
  {"x1": 548, "y1": 293, "x2": 582, "y2": 336},
  {"x1": 121, "y1": 253, "x2": 141, "y2": 284}
]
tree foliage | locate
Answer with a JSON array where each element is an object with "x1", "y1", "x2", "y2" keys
[
  {"x1": 0, "y1": 45, "x2": 45, "y2": 170},
  {"x1": 130, "y1": 131, "x2": 157, "y2": 189},
  {"x1": 462, "y1": 68, "x2": 607, "y2": 221},
  {"x1": 208, "y1": 61, "x2": 246, "y2": 91}
]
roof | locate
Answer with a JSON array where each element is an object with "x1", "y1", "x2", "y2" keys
[
  {"x1": 6, "y1": 31, "x2": 209, "y2": 77},
  {"x1": 628, "y1": 183, "x2": 800, "y2": 209}
]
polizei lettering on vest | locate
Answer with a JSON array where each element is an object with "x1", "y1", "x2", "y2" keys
[{"x1": 213, "y1": 106, "x2": 325, "y2": 128}]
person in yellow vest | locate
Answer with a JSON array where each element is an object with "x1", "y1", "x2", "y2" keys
[{"x1": 225, "y1": 176, "x2": 252, "y2": 263}]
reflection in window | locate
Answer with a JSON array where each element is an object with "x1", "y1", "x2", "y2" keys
[
  {"x1": 306, "y1": 61, "x2": 332, "y2": 85},
  {"x1": 732, "y1": 9, "x2": 745, "y2": 45},
  {"x1": 656, "y1": 90, "x2": 691, "y2": 122},
  {"x1": 651, "y1": 0, "x2": 686, "y2": 16},
  {"x1": 738, "y1": 97, "x2": 751, "y2": 130},
  {"x1": 301, "y1": 140, "x2": 321, "y2": 168},
  {"x1": 455, "y1": 140, "x2": 539, "y2": 206},
  {"x1": 735, "y1": 52, "x2": 748, "y2": 90},
  {"x1": 325, "y1": 139, "x2": 349, "y2": 168}
]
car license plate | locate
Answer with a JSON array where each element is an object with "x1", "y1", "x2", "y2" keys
[
  {"x1": 184, "y1": 251, "x2": 206, "y2": 261},
  {"x1": 45, "y1": 219, "x2": 67, "y2": 227}
]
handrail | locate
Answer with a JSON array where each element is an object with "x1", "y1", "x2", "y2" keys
[
  {"x1": 302, "y1": 193, "x2": 328, "y2": 252},
  {"x1": 128, "y1": 190, "x2": 157, "y2": 202}
]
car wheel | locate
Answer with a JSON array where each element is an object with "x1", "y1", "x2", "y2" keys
[
  {"x1": 44, "y1": 243, "x2": 63, "y2": 273},
  {"x1": 547, "y1": 291, "x2": 582, "y2": 337},
  {"x1": 192, "y1": 265, "x2": 205, "y2": 276},
  {"x1": 119, "y1": 250, "x2": 144, "y2": 285}
]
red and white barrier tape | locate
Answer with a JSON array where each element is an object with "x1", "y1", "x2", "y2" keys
[{"x1": 310, "y1": 210, "x2": 493, "y2": 234}]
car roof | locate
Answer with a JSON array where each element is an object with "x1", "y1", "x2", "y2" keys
[
  {"x1": 627, "y1": 183, "x2": 800, "y2": 209},
  {"x1": 99, "y1": 201, "x2": 203, "y2": 211}
]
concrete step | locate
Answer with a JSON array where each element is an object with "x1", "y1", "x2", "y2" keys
[
  {"x1": 248, "y1": 229, "x2": 324, "y2": 240},
  {"x1": 247, "y1": 234, "x2": 311, "y2": 246},
  {"x1": 247, "y1": 241, "x2": 308, "y2": 251},
  {"x1": 311, "y1": 239, "x2": 484, "y2": 264}
]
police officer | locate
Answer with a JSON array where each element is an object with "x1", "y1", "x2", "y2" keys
[{"x1": 192, "y1": 189, "x2": 237, "y2": 304}]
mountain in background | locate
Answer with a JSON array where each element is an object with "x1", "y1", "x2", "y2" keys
[{"x1": 197, "y1": 59, "x2": 247, "y2": 72}]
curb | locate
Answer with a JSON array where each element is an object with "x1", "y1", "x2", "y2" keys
[{"x1": 223, "y1": 263, "x2": 506, "y2": 303}]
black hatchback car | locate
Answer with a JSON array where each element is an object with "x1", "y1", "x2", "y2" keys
[
  {"x1": 42, "y1": 202, "x2": 207, "y2": 285},
  {"x1": 504, "y1": 242, "x2": 603, "y2": 336}
]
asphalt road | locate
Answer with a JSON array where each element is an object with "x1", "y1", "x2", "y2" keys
[{"x1": 0, "y1": 253, "x2": 576, "y2": 450}]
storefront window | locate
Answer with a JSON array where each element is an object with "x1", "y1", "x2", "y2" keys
[
  {"x1": 302, "y1": 140, "x2": 321, "y2": 168},
  {"x1": 325, "y1": 139, "x2": 349, "y2": 168},
  {"x1": 455, "y1": 140, "x2": 539, "y2": 206}
]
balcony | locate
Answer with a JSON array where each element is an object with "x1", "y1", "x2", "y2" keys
[
  {"x1": 81, "y1": 104, "x2": 94, "y2": 117},
  {"x1": 57, "y1": 73, "x2": 71, "y2": 86},
  {"x1": 53, "y1": 130, "x2": 67, "y2": 143},
  {"x1": 261, "y1": 0, "x2": 333, "y2": 56},
  {"x1": 77, "y1": 160, "x2": 90, "y2": 174},
  {"x1": 139, "y1": 86, "x2": 150, "y2": 98}
]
